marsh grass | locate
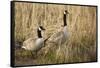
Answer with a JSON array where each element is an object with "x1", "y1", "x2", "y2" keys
[{"x1": 14, "y1": 2, "x2": 97, "y2": 66}]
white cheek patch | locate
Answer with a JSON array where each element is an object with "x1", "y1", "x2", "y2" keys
[
  {"x1": 39, "y1": 27, "x2": 42, "y2": 31},
  {"x1": 64, "y1": 11, "x2": 66, "y2": 14}
]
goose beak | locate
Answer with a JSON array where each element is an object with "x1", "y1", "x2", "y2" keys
[
  {"x1": 66, "y1": 11, "x2": 69, "y2": 15},
  {"x1": 42, "y1": 28, "x2": 45, "y2": 31},
  {"x1": 41, "y1": 27, "x2": 45, "y2": 30}
]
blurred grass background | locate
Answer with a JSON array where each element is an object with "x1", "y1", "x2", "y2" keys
[{"x1": 14, "y1": 2, "x2": 97, "y2": 66}]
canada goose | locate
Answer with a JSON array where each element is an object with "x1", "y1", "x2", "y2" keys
[
  {"x1": 22, "y1": 26, "x2": 46, "y2": 54},
  {"x1": 48, "y1": 10, "x2": 69, "y2": 45}
]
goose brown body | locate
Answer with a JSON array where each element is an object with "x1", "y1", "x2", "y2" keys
[
  {"x1": 48, "y1": 10, "x2": 69, "y2": 45},
  {"x1": 22, "y1": 26, "x2": 45, "y2": 52}
]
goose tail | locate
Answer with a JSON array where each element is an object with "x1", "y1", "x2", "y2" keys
[{"x1": 15, "y1": 42, "x2": 22, "y2": 49}]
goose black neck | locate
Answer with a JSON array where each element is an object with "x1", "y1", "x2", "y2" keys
[
  {"x1": 63, "y1": 14, "x2": 67, "y2": 26},
  {"x1": 37, "y1": 29, "x2": 42, "y2": 38}
]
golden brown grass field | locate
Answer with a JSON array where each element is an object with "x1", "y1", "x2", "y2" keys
[{"x1": 13, "y1": 2, "x2": 97, "y2": 66}]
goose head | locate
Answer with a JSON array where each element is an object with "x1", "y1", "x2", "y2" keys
[
  {"x1": 64, "y1": 10, "x2": 69, "y2": 15},
  {"x1": 37, "y1": 26, "x2": 45, "y2": 38},
  {"x1": 38, "y1": 26, "x2": 45, "y2": 31}
]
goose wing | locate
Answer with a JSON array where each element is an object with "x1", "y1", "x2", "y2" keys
[
  {"x1": 49, "y1": 31, "x2": 64, "y2": 43},
  {"x1": 22, "y1": 38, "x2": 37, "y2": 50}
]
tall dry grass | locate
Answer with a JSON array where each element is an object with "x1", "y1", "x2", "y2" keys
[{"x1": 14, "y1": 2, "x2": 97, "y2": 66}]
